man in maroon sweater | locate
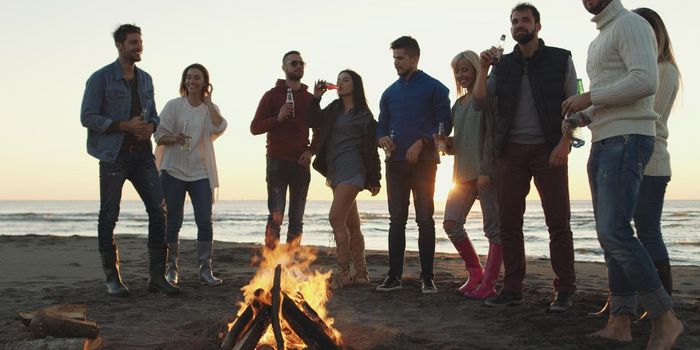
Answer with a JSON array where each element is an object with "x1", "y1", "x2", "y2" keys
[{"x1": 251, "y1": 50, "x2": 318, "y2": 249}]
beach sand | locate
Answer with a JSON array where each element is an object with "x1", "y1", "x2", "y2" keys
[{"x1": 0, "y1": 234, "x2": 698, "y2": 349}]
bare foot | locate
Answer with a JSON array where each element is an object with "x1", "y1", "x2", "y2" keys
[
  {"x1": 589, "y1": 315, "x2": 632, "y2": 342},
  {"x1": 646, "y1": 310, "x2": 683, "y2": 350}
]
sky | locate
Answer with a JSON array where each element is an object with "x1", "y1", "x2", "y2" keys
[{"x1": 1, "y1": 0, "x2": 698, "y2": 201}]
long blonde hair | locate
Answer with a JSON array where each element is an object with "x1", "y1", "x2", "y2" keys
[{"x1": 450, "y1": 50, "x2": 480, "y2": 98}]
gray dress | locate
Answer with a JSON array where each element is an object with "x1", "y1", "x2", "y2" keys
[{"x1": 325, "y1": 110, "x2": 369, "y2": 188}]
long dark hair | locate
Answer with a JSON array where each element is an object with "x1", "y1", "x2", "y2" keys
[
  {"x1": 633, "y1": 8, "x2": 677, "y2": 67},
  {"x1": 338, "y1": 69, "x2": 370, "y2": 113},
  {"x1": 179, "y1": 63, "x2": 212, "y2": 99}
]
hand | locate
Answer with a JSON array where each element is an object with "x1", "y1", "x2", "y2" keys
[
  {"x1": 561, "y1": 92, "x2": 591, "y2": 116},
  {"x1": 136, "y1": 122, "x2": 154, "y2": 141},
  {"x1": 121, "y1": 116, "x2": 148, "y2": 136},
  {"x1": 477, "y1": 175, "x2": 491, "y2": 189},
  {"x1": 297, "y1": 150, "x2": 313, "y2": 167},
  {"x1": 548, "y1": 139, "x2": 571, "y2": 167},
  {"x1": 479, "y1": 47, "x2": 501, "y2": 69},
  {"x1": 167, "y1": 132, "x2": 190, "y2": 145},
  {"x1": 406, "y1": 139, "x2": 423, "y2": 164},
  {"x1": 313, "y1": 80, "x2": 327, "y2": 100},
  {"x1": 377, "y1": 136, "x2": 395, "y2": 152},
  {"x1": 277, "y1": 104, "x2": 294, "y2": 122},
  {"x1": 369, "y1": 186, "x2": 381, "y2": 196},
  {"x1": 445, "y1": 136, "x2": 454, "y2": 155},
  {"x1": 202, "y1": 84, "x2": 214, "y2": 107}
]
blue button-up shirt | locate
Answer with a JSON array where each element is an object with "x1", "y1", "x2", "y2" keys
[
  {"x1": 80, "y1": 60, "x2": 159, "y2": 162},
  {"x1": 376, "y1": 70, "x2": 451, "y2": 162}
]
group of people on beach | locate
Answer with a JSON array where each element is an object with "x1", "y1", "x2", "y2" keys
[{"x1": 80, "y1": 0, "x2": 682, "y2": 348}]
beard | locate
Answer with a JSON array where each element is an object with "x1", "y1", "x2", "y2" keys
[
  {"x1": 285, "y1": 70, "x2": 302, "y2": 82},
  {"x1": 514, "y1": 29, "x2": 536, "y2": 44}
]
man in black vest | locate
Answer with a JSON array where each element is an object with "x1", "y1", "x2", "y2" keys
[{"x1": 473, "y1": 2, "x2": 577, "y2": 312}]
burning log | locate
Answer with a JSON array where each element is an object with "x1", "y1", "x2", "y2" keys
[
  {"x1": 271, "y1": 264, "x2": 285, "y2": 350},
  {"x1": 281, "y1": 293, "x2": 341, "y2": 350},
  {"x1": 232, "y1": 305, "x2": 272, "y2": 350},
  {"x1": 29, "y1": 310, "x2": 99, "y2": 339},
  {"x1": 220, "y1": 304, "x2": 255, "y2": 350}
]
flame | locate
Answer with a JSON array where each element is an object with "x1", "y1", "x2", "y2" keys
[{"x1": 229, "y1": 241, "x2": 342, "y2": 348}]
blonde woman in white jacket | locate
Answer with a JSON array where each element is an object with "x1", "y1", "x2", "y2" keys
[{"x1": 154, "y1": 63, "x2": 227, "y2": 286}]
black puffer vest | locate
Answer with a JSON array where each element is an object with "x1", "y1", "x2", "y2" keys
[{"x1": 494, "y1": 39, "x2": 570, "y2": 156}]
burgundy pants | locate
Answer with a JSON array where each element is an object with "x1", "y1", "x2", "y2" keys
[{"x1": 497, "y1": 143, "x2": 576, "y2": 293}]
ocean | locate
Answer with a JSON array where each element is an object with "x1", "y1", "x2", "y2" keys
[{"x1": 0, "y1": 200, "x2": 698, "y2": 266}]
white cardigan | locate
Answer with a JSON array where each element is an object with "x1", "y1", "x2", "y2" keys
[{"x1": 154, "y1": 97, "x2": 227, "y2": 201}]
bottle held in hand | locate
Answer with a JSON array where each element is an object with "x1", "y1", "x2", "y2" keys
[
  {"x1": 491, "y1": 34, "x2": 506, "y2": 66},
  {"x1": 437, "y1": 122, "x2": 447, "y2": 156},
  {"x1": 181, "y1": 120, "x2": 191, "y2": 151},
  {"x1": 286, "y1": 88, "x2": 295, "y2": 119},
  {"x1": 384, "y1": 130, "x2": 395, "y2": 159}
]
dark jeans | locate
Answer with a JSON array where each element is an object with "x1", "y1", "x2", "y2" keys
[
  {"x1": 497, "y1": 143, "x2": 576, "y2": 293},
  {"x1": 634, "y1": 175, "x2": 671, "y2": 263},
  {"x1": 98, "y1": 148, "x2": 167, "y2": 250},
  {"x1": 386, "y1": 160, "x2": 437, "y2": 280},
  {"x1": 265, "y1": 156, "x2": 311, "y2": 245},
  {"x1": 161, "y1": 171, "x2": 213, "y2": 243}
]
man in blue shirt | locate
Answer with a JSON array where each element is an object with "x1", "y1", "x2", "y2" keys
[
  {"x1": 376, "y1": 36, "x2": 451, "y2": 293},
  {"x1": 80, "y1": 24, "x2": 179, "y2": 296}
]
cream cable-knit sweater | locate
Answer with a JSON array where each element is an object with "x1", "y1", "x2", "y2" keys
[
  {"x1": 586, "y1": 0, "x2": 658, "y2": 142},
  {"x1": 645, "y1": 62, "x2": 679, "y2": 176}
]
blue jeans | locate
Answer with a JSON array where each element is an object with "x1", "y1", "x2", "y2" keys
[
  {"x1": 443, "y1": 179, "x2": 500, "y2": 244},
  {"x1": 161, "y1": 171, "x2": 213, "y2": 243},
  {"x1": 98, "y1": 148, "x2": 167, "y2": 250},
  {"x1": 634, "y1": 175, "x2": 671, "y2": 263},
  {"x1": 386, "y1": 160, "x2": 437, "y2": 280},
  {"x1": 587, "y1": 134, "x2": 672, "y2": 318},
  {"x1": 265, "y1": 156, "x2": 311, "y2": 245}
]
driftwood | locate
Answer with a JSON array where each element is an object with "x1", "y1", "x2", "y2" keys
[
  {"x1": 281, "y1": 293, "x2": 341, "y2": 350},
  {"x1": 29, "y1": 310, "x2": 99, "y2": 339},
  {"x1": 18, "y1": 305, "x2": 87, "y2": 327},
  {"x1": 220, "y1": 304, "x2": 255, "y2": 350},
  {"x1": 231, "y1": 305, "x2": 272, "y2": 350},
  {"x1": 271, "y1": 265, "x2": 285, "y2": 350},
  {"x1": 3, "y1": 336, "x2": 102, "y2": 350}
]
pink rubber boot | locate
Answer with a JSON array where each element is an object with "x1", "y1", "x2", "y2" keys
[
  {"x1": 453, "y1": 238, "x2": 483, "y2": 294},
  {"x1": 464, "y1": 243, "x2": 502, "y2": 299}
]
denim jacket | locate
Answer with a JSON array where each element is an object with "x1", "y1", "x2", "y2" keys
[{"x1": 81, "y1": 59, "x2": 159, "y2": 162}]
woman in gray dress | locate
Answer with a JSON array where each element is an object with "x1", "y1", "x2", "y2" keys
[{"x1": 309, "y1": 70, "x2": 381, "y2": 289}]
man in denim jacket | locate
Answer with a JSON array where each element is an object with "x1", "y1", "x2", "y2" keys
[{"x1": 80, "y1": 24, "x2": 178, "y2": 296}]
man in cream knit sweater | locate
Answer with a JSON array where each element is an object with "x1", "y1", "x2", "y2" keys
[{"x1": 562, "y1": 0, "x2": 683, "y2": 348}]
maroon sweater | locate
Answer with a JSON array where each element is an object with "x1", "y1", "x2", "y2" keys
[{"x1": 251, "y1": 79, "x2": 319, "y2": 161}]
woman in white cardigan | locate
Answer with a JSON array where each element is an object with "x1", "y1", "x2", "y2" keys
[
  {"x1": 632, "y1": 6, "x2": 680, "y2": 298},
  {"x1": 154, "y1": 63, "x2": 227, "y2": 286}
]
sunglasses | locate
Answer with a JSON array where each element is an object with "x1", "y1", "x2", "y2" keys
[{"x1": 286, "y1": 60, "x2": 306, "y2": 67}]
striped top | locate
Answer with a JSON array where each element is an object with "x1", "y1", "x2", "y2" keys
[
  {"x1": 585, "y1": 0, "x2": 659, "y2": 142},
  {"x1": 645, "y1": 62, "x2": 680, "y2": 176}
]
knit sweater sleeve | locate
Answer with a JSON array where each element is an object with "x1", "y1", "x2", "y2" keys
[
  {"x1": 654, "y1": 63, "x2": 679, "y2": 122},
  {"x1": 589, "y1": 15, "x2": 658, "y2": 106}
]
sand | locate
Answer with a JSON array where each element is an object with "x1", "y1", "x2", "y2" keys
[{"x1": 0, "y1": 234, "x2": 698, "y2": 349}]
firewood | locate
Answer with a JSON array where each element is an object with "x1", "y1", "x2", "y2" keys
[
  {"x1": 281, "y1": 293, "x2": 341, "y2": 350},
  {"x1": 3, "y1": 336, "x2": 101, "y2": 350},
  {"x1": 220, "y1": 304, "x2": 255, "y2": 350},
  {"x1": 18, "y1": 304, "x2": 87, "y2": 326},
  {"x1": 271, "y1": 264, "x2": 285, "y2": 350},
  {"x1": 29, "y1": 310, "x2": 99, "y2": 339},
  {"x1": 231, "y1": 305, "x2": 272, "y2": 350}
]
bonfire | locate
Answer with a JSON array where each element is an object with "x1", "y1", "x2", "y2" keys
[{"x1": 220, "y1": 242, "x2": 343, "y2": 350}]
